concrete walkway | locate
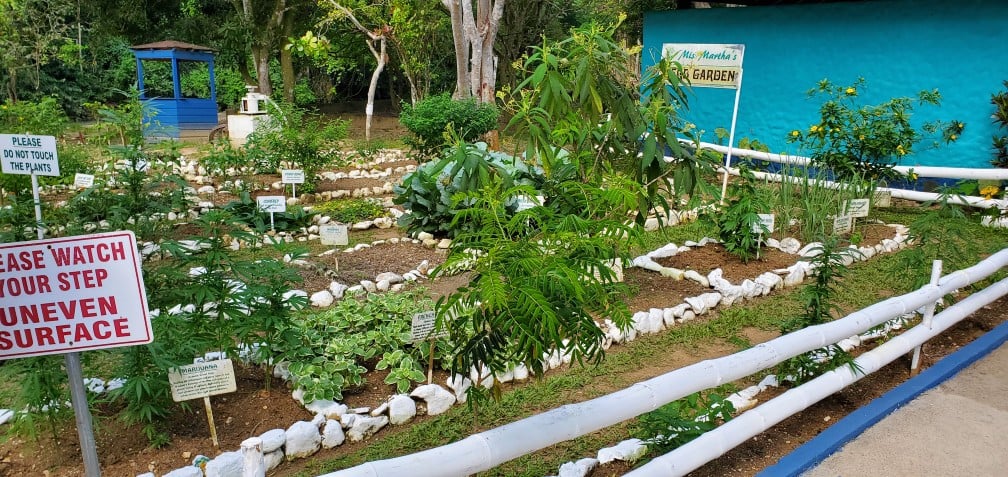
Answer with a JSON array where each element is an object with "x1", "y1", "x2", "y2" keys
[{"x1": 760, "y1": 319, "x2": 1008, "y2": 477}]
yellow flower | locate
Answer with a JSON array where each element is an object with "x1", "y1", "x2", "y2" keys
[
  {"x1": 980, "y1": 185, "x2": 999, "y2": 199},
  {"x1": 859, "y1": 134, "x2": 865, "y2": 141},
  {"x1": 791, "y1": 130, "x2": 800, "y2": 138},
  {"x1": 810, "y1": 125, "x2": 821, "y2": 133},
  {"x1": 907, "y1": 170, "x2": 919, "y2": 181},
  {"x1": 845, "y1": 87, "x2": 856, "y2": 95},
  {"x1": 950, "y1": 134, "x2": 958, "y2": 141},
  {"x1": 896, "y1": 144, "x2": 906, "y2": 155}
]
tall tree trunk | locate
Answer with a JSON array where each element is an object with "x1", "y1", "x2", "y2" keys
[
  {"x1": 280, "y1": 15, "x2": 296, "y2": 102},
  {"x1": 442, "y1": 0, "x2": 469, "y2": 99},
  {"x1": 252, "y1": 45, "x2": 272, "y2": 96},
  {"x1": 365, "y1": 38, "x2": 387, "y2": 142}
]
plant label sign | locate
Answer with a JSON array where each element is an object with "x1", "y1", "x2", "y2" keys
[
  {"x1": 0, "y1": 134, "x2": 59, "y2": 176},
  {"x1": 844, "y1": 198, "x2": 870, "y2": 218},
  {"x1": 73, "y1": 173, "x2": 95, "y2": 188},
  {"x1": 834, "y1": 215, "x2": 853, "y2": 235},
  {"x1": 281, "y1": 169, "x2": 305, "y2": 184},
  {"x1": 752, "y1": 213, "x2": 775, "y2": 235},
  {"x1": 168, "y1": 359, "x2": 237, "y2": 402},
  {"x1": 873, "y1": 190, "x2": 892, "y2": 208},
  {"x1": 410, "y1": 311, "x2": 447, "y2": 343},
  {"x1": 256, "y1": 196, "x2": 286, "y2": 213},
  {"x1": 515, "y1": 195, "x2": 544, "y2": 212},
  {"x1": 319, "y1": 224, "x2": 349, "y2": 246},
  {"x1": 0, "y1": 231, "x2": 152, "y2": 359}
]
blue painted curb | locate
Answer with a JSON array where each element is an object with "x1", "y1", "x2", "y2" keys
[{"x1": 757, "y1": 317, "x2": 1008, "y2": 477}]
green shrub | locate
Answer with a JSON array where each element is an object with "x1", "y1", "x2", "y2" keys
[
  {"x1": 399, "y1": 93, "x2": 499, "y2": 159},
  {"x1": 314, "y1": 198, "x2": 387, "y2": 223},
  {"x1": 703, "y1": 167, "x2": 770, "y2": 263},
  {"x1": 393, "y1": 141, "x2": 543, "y2": 237},
  {"x1": 245, "y1": 102, "x2": 349, "y2": 192},
  {"x1": 0, "y1": 97, "x2": 69, "y2": 137},
  {"x1": 221, "y1": 191, "x2": 316, "y2": 233}
]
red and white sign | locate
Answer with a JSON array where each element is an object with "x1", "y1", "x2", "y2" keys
[{"x1": 0, "y1": 231, "x2": 151, "y2": 359}]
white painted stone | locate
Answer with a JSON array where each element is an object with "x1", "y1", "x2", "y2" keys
[
  {"x1": 662, "y1": 308, "x2": 677, "y2": 327},
  {"x1": 375, "y1": 272, "x2": 404, "y2": 284},
  {"x1": 311, "y1": 413, "x2": 326, "y2": 428},
  {"x1": 680, "y1": 309, "x2": 696, "y2": 322},
  {"x1": 411, "y1": 384, "x2": 457, "y2": 415},
  {"x1": 417, "y1": 260, "x2": 431, "y2": 274},
  {"x1": 758, "y1": 374, "x2": 779, "y2": 390},
  {"x1": 707, "y1": 268, "x2": 733, "y2": 290},
  {"x1": 322, "y1": 419, "x2": 346, "y2": 448},
  {"x1": 391, "y1": 284, "x2": 404, "y2": 292},
  {"x1": 437, "y1": 238, "x2": 452, "y2": 249},
  {"x1": 259, "y1": 428, "x2": 286, "y2": 453},
  {"x1": 683, "y1": 269, "x2": 709, "y2": 286},
  {"x1": 374, "y1": 217, "x2": 394, "y2": 229},
  {"x1": 284, "y1": 421, "x2": 322, "y2": 459},
  {"x1": 778, "y1": 237, "x2": 801, "y2": 254},
  {"x1": 417, "y1": 231, "x2": 434, "y2": 241},
  {"x1": 755, "y1": 272, "x2": 783, "y2": 293},
  {"x1": 859, "y1": 246, "x2": 876, "y2": 260},
  {"x1": 310, "y1": 290, "x2": 334, "y2": 308},
  {"x1": 446, "y1": 374, "x2": 472, "y2": 403},
  {"x1": 513, "y1": 363, "x2": 530, "y2": 381},
  {"x1": 352, "y1": 221, "x2": 373, "y2": 230},
  {"x1": 197, "y1": 185, "x2": 216, "y2": 194},
  {"x1": 348, "y1": 415, "x2": 389, "y2": 442},
  {"x1": 360, "y1": 280, "x2": 377, "y2": 293},
  {"x1": 783, "y1": 265, "x2": 806, "y2": 287},
  {"x1": 798, "y1": 242, "x2": 824, "y2": 258},
  {"x1": 422, "y1": 238, "x2": 439, "y2": 247},
  {"x1": 163, "y1": 467, "x2": 203, "y2": 477},
  {"x1": 646, "y1": 308, "x2": 665, "y2": 333},
  {"x1": 375, "y1": 279, "x2": 390, "y2": 292},
  {"x1": 597, "y1": 438, "x2": 647, "y2": 464},
  {"x1": 388, "y1": 395, "x2": 417, "y2": 425},
  {"x1": 205, "y1": 451, "x2": 243, "y2": 477},
  {"x1": 264, "y1": 450, "x2": 284, "y2": 471},
  {"x1": 283, "y1": 289, "x2": 308, "y2": 301},
  {"x1": 558, "y1": 457, "x2": 600, "y2": 477},
  {"x1": 727, "y1": 393, "x2": 758, "y2": 412},
  {"x1": 643, "y1": 216, "x2": 660, "y2": 231},
  {"x1": 346, "y1": 285, "x2": 364, "y2": 295},
  {"x1": 329, "y1": 282, "x2": 348, "y2": 299},
  {"x1": 685, "y1": 292, "x2": 721, "y2": 315},
  {"x1": 646, "y1": 243, "x2": 679, "y2": 259},
  {"x1": 740, "y1": 279, "x2": 760, "y2": 299}
]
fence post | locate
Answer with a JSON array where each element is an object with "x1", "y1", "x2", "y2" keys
[
  {"x1": 241, "y1": 436, "x2": 266, "y2": 477},
  {"x1": 910, "y1": 260, "x2": 943, "y2": 374}
]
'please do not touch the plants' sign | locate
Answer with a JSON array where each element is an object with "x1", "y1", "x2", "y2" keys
[{"x1": 0, "y1": 231, "x2": 151, "y2": 359}]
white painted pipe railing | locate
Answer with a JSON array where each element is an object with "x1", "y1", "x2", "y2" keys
[
  {"x1": 628, "y1": 274, "x2": 1008, "y2": 476},
  {"x1": 697, "y1": 142, "x2": 1008, "y2": 181},
  {"x1": 321, "y1": 248, "x2": 1008, "y2": 477}
]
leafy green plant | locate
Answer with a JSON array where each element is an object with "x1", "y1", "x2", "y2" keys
[
  {"x1": 775, "y1": 344, "x2": 861, "y2": 386},
  {"x1": 704, "y1": 166, "x2": 770, "y2": 263},
  {"x1": 5, "y1": 356, "x2": 73, "y2": 442},
  {"x1": 992, "y1": 80, "x2": 1008, "y2": 168},
  {"x1": 633, "y1": 387, "x2": 736, "y2": 454},
  {"x1": 505, "y1": 19, "x2": 717, "y2": 226},
  {"x1": 0, "y1": 96, "x2": 68, "y2": 137},
  {"x1": 898, "y1": 185, "x2": 980, "y2": 289},
  {"x1": 314, "y1": 198, "x2": 388, "y2": 224},
  {"x1": 782, "y1": 237, "x2": 860, "y2": 333},
  {"x1": 244, "y1": 101, "x2": 349, "y2": 192},
  {"x1": 220, "y1": 192, "x2": 316, "y2": 233},
  {"x1": 393, "y1": 140, "x2": 543, "y2": 237},
  {"x1": 436, "y1": 180, "x2": 635, "y2": 404},
  {"x1": 376, "y1": 350, "x2": 426, "y2": 393},
  {"x1": 280, "y1": 290, "x2": 436, "y2": 402},
  {"x1": 787, "y1": 78, "x2": 963, "y2": 181},
  {"x1": 200, "y1": 140, "x2": 252, "y2": 177},
  {"x1": 399, "y1": 93, "x2": 499, "y2": 159}
]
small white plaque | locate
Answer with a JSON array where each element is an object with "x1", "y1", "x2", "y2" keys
[
  {"x1": 73, "y1": 173, "x2": 95, "y2": 188},
  {"x1": 320, "y1": 224, "x2": 349, "y2": 246},
  {"x1": 752, "y1": 213, "x2": 775, "y2": 235},
  {"x1": 410, "y1": 311, "x2": 447, "y2": 343},
  {"x1": 134, "y1": 160, "x2": 150, "y2": 172},
  {"x1": 873, "y1": 191, "x2": 892, "y2": 208},
  {"x1": 833, "y1": 215, "x2": 853, "y2": 235},
  {"x1": 281, "y1": 169, "x2": 305, "y2": 184},
  {"x1": 256, "y1": 195, "x2": 286, "y2": 213},
  {"x1": 844, "y1": 198, "x2": 870, "y2": 218},
  {"x1": 168, "y1": 359, "x2": 237, "y2": 402}
]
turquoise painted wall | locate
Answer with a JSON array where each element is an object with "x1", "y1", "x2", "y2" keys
[{"x1": 642, "y1": 0, "x2": 1008, "y2": 168}]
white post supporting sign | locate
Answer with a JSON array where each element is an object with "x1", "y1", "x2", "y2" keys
[
  {"x1": 661, "y1": 44, "x2": 745, "y2": 205},
  {"x1": 168, "y1": 359, "x2": 238, "y2": 447}
]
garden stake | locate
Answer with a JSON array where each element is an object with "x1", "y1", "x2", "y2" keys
[
  {"x1": 204, "y1": 396, "x2": 220, "y2": 447},
  {"x1": 427, "y1": 341, "x2": 435, "y2": 385}
]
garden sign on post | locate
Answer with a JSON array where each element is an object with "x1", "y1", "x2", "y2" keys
[
  {"x1": 660, "y1": 44, "x2": 745, "y2": 204},
  {"x1": 168, "y1": 359, "x2": 238, "y2": 447}
]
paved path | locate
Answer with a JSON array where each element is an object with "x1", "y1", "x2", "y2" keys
[{"x1": 760, "y1": 319, "x2": 1008, "y2": 477}]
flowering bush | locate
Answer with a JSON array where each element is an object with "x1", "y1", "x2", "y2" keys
[{"x1": 787, "y1": 78, "x2": 964, "y2": 181}]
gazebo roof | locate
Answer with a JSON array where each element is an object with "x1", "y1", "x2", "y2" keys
[{"x1": 131, "y1": 41, "x2": 215, "y2": 52}]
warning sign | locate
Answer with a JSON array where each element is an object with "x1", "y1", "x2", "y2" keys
[
  {"x1": 1, "y1": 134, "x2": 59, "y2": 176},
  {"x1": 0, "y1": 231, "x2": 151, "y2": 359}
]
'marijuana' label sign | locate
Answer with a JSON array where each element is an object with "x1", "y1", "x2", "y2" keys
[{"x1": 661, "y1": 43, "x2": 744, "y2": 89}]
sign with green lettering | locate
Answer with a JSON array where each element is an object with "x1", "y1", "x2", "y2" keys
[{"x1": 661, "y1": 43, "x2": 744, "y2": 89}]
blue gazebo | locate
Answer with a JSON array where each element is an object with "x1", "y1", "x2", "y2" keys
[{"x1": 132, "y1": 41, "x2": 219, "y2": 140}]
